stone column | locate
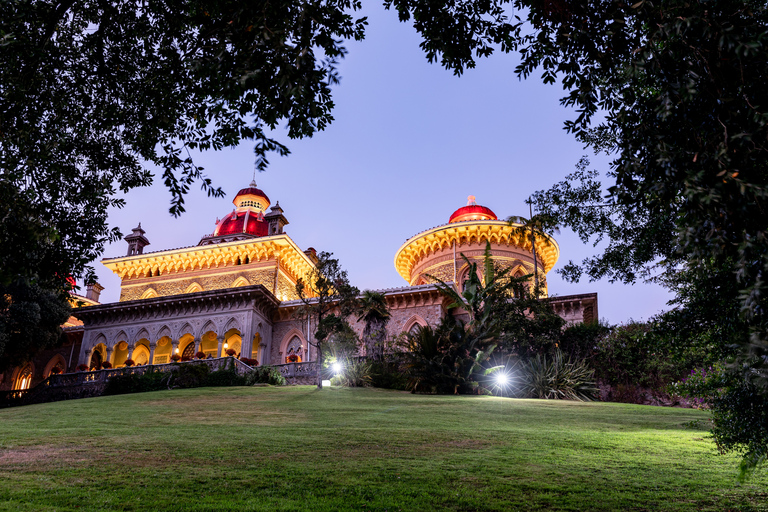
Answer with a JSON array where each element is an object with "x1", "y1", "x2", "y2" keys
[
  {"x1": 194, "y1": 337, "x2": 201, "y2": 355},
  {"x1": 259, "y1": 343, "x2": 267, "y2": 366},
  {"x1": 216, "y1": 336, "x2": 224, "y2": 358},
  {"x1": 240, "y1": 330, "x2": 253, "y2": 361},
  {"x1": 149, "y1": 343, "x2": 157, "y2": 365},
  {"x1": 84, "y1": 349, "x2": 92, "y2": 368},
  {"x1": 127, "y1": 344, "x2": 135, "y2": 361},
  {"x1": 105, "y1": 346, "x2": 114, "y2": 365}
]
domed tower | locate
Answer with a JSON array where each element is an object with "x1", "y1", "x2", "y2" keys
[
  {"x1": 198, "y1": 181, "x2": 288, "y2": 245},
  {"x1": 394, "y1": 196, "x2": 559, "y2": 296}
]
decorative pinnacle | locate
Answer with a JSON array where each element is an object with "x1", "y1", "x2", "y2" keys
[{"x1": 467, "y1": 195, "x2": 477, "y2": 206}]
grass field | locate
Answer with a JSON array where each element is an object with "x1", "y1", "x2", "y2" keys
[{"x1": 0, "y1": 386, "x2": 766, "y2": 511}]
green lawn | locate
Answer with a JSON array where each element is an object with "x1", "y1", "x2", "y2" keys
[{"x1": 0, "y1": 386, "x2": 766, "y2": 511}]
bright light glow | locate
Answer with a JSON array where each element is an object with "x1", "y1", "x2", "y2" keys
[
  {"x1": 174, "y1": 347, "x2": 180, "y2": 354},
  {"x1": 321, "y1": 379, "x2": 332, "y2": 387},
  {"x1": 331, "y1": 362, "x2": 342, "y2": 375},
  {"x1": 495, "y1": 373, "x2": 509, "y2": 386},
  {"x1": 223, "y1": 342, "x2": 229, "y2": 349}
]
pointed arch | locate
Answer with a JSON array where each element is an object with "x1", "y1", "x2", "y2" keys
[
  {"x1": 403, "y1": 315, "x2": 428, "y2": 336},
  {"x1": 199, "y1": 320, "x2": 218, "y2": 339},
  {"x1": 135, "y1": 328, "x2": 151, "y2": 345},
  {"x1": 44, "y1": 354, "x2": 67, "y2": 377},
  {"x1": 156, "y1": 325, "x2": 172, "y2": 340},
  {"x1": 177, "y1": 322, "x2": 194, "y2": 340},
  {"x1": 232, "y1": 276, "x2": 250, "y2": 288},
  {"x1": 141, "y1": 288, "x2": 158, "y2": 299},
  {"x1": 278, "y1": 328, "x2": 307, "y2": 360},
  {"x1": 224, "y1": 317, "x2": 241, "y2": 334},
  {"x1": 12, "y1": 363, "x2": 34, "y2": 390},
  {"x1": 91, "y1": 333, "x2": 107, "y2": 351},
  {"x1": 184, "y1": 282, "x2": 204, "y2": 294}
]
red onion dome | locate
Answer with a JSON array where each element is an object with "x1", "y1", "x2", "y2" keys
[
  {"x1": 449, "y1": 196, "x2": 497, "y2": 223},
  {"x1": 214, "y1": 210, "x2": 268, "y2": 237}
]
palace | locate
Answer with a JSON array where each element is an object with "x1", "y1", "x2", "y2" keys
[{"x1": 1, "y1": 182, "x2": 597, "y2": 391}]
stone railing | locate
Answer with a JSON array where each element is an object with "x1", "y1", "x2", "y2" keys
[
  {"x1": 0, "y1": 357, "x2": 254, "y2": 408},
  {"x1": 273, "y1": 361, "x2": 318, "y2": 379}
]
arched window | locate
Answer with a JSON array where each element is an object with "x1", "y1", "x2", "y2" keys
[
  {"x1": 285, "y1": 336, "x2": 303, "y2": 363},
  {"x1": 408, "y1": 323, "x2": 423, "y2": 337},
  {"x1": 90, "y1": 349, "x2": 103, "y2": 370},
  {"x1": 14, "y1": 364, "x2": 33, "y2": 390}
]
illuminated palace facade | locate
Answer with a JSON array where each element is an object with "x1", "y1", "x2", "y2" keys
[{"x1": 1, "y1": 183, "x2": 597, "y2": 390}]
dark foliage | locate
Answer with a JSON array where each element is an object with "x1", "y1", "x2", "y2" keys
[
  {"x1": 368, "y1": 359, "x2": 409, "y2": 391},
  {"x1": 103, "y1": 363, "x2": 257, "y2": 395},
  {"x1": 0, "y1": 280, "x2": 71, "y2": 372},
  {"x1": 295, "y1": 251, "x2": 359, "y2": 388},
  {"x1": 245, "y1": 366, "x2": 287, "y2": 386},
  {"x1": 103, "y1": 370, "x2": 170, "y2": 395},
  {"x1": 558, "y1": 321, "x2": 610, "y2": 362},
  {"x1": 386, "y1": 0, "x2": 768, "y2": 471}
]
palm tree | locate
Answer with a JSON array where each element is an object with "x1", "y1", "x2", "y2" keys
[
  {"x1": 507, "y1": 202, "x2": 559, "y2": 295},
  {"x1": 428, "y1": 243, "x2": 517, "y2": 366},
  {"x1": 356, "y1": 290, "x2": 391, "y2": 360}
]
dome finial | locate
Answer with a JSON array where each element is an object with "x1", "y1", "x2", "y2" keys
[{"x1": 467, "y1": 195, "x2": 477, "y2": 206}]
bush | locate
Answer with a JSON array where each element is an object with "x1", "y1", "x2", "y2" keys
[
  {"x1": 77, "y1": 364, "x2": 89, "y2": 372},
  {"x1": 331, "y1": 358, "x2": 373, "y2": 387},
  {"x1": 240, "y1": 357, "x2": 258, "y2": 366},
  {"x1": 207, "y1": 369, "x2": 246, "y2": 386},
  {"x1": 225, "y1": 348, "x2": 237, "y2": 357},
  {"x1": 103, "y1": 370, "x2": 169, "y2": 395},
  {"x1": 519, "y1": 350, "x2": 598, "y2": 401},
  {"x1": 245, "y1": 366, "x2": 287, "y2": 386},
  {"x1": 171, "y1": 362, "x2": 210, "y2": 388},
  {"x1": 101, "y1": 361, "x2": 112, "y2": 369},
  {"x1": 369, "y1": 360, "x2": 409, "y2": 390},
  {"x1": 195, "y1": 351, "x2": 206, "y2": 359}
]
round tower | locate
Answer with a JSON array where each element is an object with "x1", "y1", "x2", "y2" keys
[{"x1": 393, "y1": 196, "x2": 559, "y2": 296}]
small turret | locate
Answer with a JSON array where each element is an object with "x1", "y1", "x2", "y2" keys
[
  {"x1": 265, "y1": 202, "x2": 289, "y2": 236},
  {"x1": 125, "y1": 224, "x2": 150, "y2": 256}
]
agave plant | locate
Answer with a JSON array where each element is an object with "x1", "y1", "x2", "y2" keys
[{"x1": 519, "y1": 349, "x2": 598, "y2": 401}]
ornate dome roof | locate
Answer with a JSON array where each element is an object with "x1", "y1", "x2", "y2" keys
[
  {"x1": 233, "y1": 180, "x2": 270, "y2": 209},
  {"x1": 210, "y1": 181, "x2": 270, "y2": 238},
  {"x1": 449, "y1": 196, "x2": 497, "y2": 223},
  {"x1": 214, "y1": 210, "x2": 268, "y2": 237}
]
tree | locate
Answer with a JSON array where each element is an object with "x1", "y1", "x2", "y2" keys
[
  {"x1": 1, "y1": 0, "x2": 365, "y2": 366},
  {"x1": 356, "y1": 290, "x2": 391, "y2": 361},
  {"x1": 412, "y1": 242, "x2": 564, "y2": 393},
  {"x1": 1, "y1": 0, "x2": 366, "y2": 287},
  {"x1": 0, "y1": 281, "x2": 72, "y2": 373},
  {"x1": 507, "y1": 204, "x2": 559, "y2": 293},
  {"x1": 295, "y1": 251, "x2": 359, "y2": 389},
  {"x1": 386, "y1": 0, "x2": 768, "y2": 471}
]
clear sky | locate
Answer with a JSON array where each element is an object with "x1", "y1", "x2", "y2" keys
[{"x1": 90, "y1": 3, "x2": 672, "y2": 324}]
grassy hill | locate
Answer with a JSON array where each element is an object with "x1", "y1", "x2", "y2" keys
[{"x1": 0, "y1": 386, "x2": 765, "y2": 511}]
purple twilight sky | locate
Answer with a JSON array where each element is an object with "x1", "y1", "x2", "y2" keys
[{"x1": 90, "y1": 3, "x2": 672, "y2": 324}]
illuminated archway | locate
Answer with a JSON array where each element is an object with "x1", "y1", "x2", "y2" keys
[
  {"x1": 44, "y1": 354, "x2": 67, "y2": 378},
  {"x1": 13, "y1": 364, "x2": 33, "y2": 390}
]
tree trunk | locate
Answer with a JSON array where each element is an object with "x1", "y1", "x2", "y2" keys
[{"x1": 316, "y1": 343, "x2": 323, "y2": 389}]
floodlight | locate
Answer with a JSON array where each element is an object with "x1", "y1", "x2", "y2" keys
[
  {"x1": 495, "y1": 373, "x2": 509, "y2": 386},
  {"x1": 331, "y1": 362, "x2": 343, "y2": 375}
]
